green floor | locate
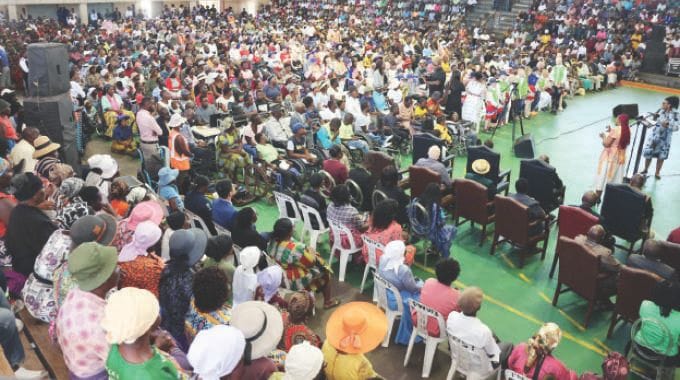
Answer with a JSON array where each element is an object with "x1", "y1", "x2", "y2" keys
[{"x1": 246, "y1": 86, "x2": 680, "y2": 375}]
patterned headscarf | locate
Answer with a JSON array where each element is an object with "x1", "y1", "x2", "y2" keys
[
  {"x1": 525, "y1": 322, "x2": 562, "y2": 370},
  {"x1": 56, "y1": 201, "x2": 93, "y2": 230},
  {"x1": 287, "y1": 291, "x2": 314, "y2": 323},
  {"x1": 59, "y1": 177, "x2": 85, "y2": 200}
]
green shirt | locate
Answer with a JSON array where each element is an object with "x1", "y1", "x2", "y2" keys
[
  {"x1": 635, "y1": 300, "x2": 680, "y2": 356},
  {"x1": 201, "y1": 257, "x2": 236, "y2": 283},
  {"x1": 256, "y1": 143, "x2": 280, "y2": 163},
  {"x1": 106, "y1": 345, "x2": 181, "y2": 380}
]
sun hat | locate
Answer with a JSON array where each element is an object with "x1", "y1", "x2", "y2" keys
[
  {"x1": 167, "y1": 113, "x2": 187, "y2": 128},
  {"x1": 11, "y1": 172, "x2": 43, "y2": 201},
  {"x1": 283, "y1": 341, "x2": 324, "y2": 380},
  {"x1": 68, "y1": 242, "x2": 118, "y2": 292},
  {"x1": 32, "y1": 135, "x2": 61, "y2": 159},
  {"x1": 70, "y1": 214, "x2": 118, "y2": 246},
  {"x1": 458, "y1": 286, "x2": 484, "y2": 315},
  {"x1": 256, "y1": 265, "x2": 283, "y2": 303},
  {"x1": 118, "y1": 221, "x2": 162, "y2": 263},
  {"x1": 471, "y1": 159, "x2": 491, "y2": 175},
  {"x1": 169, "y1": 228, "x2": 208, "y2": 266},
  {"x1": 158, "y1": 167, "x2": 179, "y2": 187},
  {"x1": 126, "y1": 200, "x2": 165, "y2": 231},
  {"x1": 231, "y1": 301, "x2": 284, "y2": 363},
  {"x1": 326, "y1": 301, "x2": 388, "y2": 354},
  {"x1": 87, "y1": 154, "x2": 118, "y2": 179},
  {"x1": 188, "y1": 325, "x2": 246, "y2": 380},
  {"x1": 101, "y1": 287, "x2": 160, "y2": 345}
]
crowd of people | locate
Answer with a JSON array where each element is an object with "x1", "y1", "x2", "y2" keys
[{"x1": 0, "y1": 0, "x2": 678, "y2": 379}]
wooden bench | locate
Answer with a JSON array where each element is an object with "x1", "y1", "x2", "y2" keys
[
  {"x1": 18, "y1": 309, "x2": 69, "y2": 380},
  {"x1": 0, "y1": 346, "x2": 14, "y2": 376}
]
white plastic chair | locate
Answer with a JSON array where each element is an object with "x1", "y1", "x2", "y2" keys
[
  {"x1": 297, "y1": 202, "x2": 329, "y2": 251},
  {"x1": 158, "y1": 146, "x2": 171, "y2": 167},
  {"x1": 446, "y1": 335, "x2": 501, "y2": 380},
  {"x1": 328, "y1": 219, "x2": 361, "y2": 282},
  {"x1": 185, "y1": 210, "x2": 212, "y2": 236},
  {"x1": 504, "y1": 369, "x2": 530, "y2": 380},
  {"x1": 404, "y1": 299, "x2": 449, "y2": 378},
  {"x1": 373, "y1": 273, "x2": 403, "y2": 348},
  {"x1": 360, "y1": 235, "x2": 383, "y2": 301},
  {"x1": 627, "y1": 318, "x2": 675, "y2": 380},
  {"x1": 273, "y1": 191, "x2": 302, "y2": 227}
]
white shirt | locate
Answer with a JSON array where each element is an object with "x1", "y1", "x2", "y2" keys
[
  {"x1": 446, "y1": 312, "x2": 500, "y2": 368},
  {"x1": 9, "y1": 139, "x2": 36, "y2": 173}
]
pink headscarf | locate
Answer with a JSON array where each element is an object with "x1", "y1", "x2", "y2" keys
[{"x1": 118, "y1": 221, "x2": 162, "y2": 263}]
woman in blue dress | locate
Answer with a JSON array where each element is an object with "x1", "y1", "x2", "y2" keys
[
  {"x1": 410, "y1": 183, "x2": 457, "y2": 258},
  {"x1": 642, "y1": 96, "x2": 679, "y2": 179},
  {"x1": 378, "y1": 240, "x2": 423, "y2": 345}
]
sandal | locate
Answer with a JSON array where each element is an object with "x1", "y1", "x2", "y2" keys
[{"x1": 323, "y1": 299, "x2": 341, "y2": 310}]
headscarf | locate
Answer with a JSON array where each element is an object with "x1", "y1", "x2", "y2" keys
[
  {"x1": 48, "y1": 163, "x2": 74, "y2": 184},
  {"x1": 188, "y1": 325, "x2": 246, "y2": 380},
  {"x1": 257, "y1": 265, "x2": 283, "y2": 302},
  {"x1": 59, "y1": 177, "x2": 85, "y2": 199},
  {"x1": 283, "y1": 341, "x2": 324, "y2": 380},
  {"x1": 617, "y1": 114, "x2": 630, "y2": 149},
  {"x1": 525, "y1": 322, "x2": 562, "y2": 370},
  {"x1": 382, "y1": 240, "x2": 406, "y2": 275},
  {"x1": 56, "y1": 201, "x2": 93, "y2": 230},
  {"x1": 101, "y1": 287, "x2": 160, "y2": 344},
  {"x1": 232, "y1": 246, "x2": 261, "y2": 306},
  {"x1": 287, "y1": 291, "x2": 313, "y2": 323},
  {"x1": 118, "y1": 221, "x2": 162, "y2": 262}
]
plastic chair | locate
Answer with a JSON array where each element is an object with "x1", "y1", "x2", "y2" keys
[
  {"x1": 504, "y1": 369, "x2": 530, "y2": 380},
  {"x1": 318, "y1": 170, "x2": 335, "y2": 198},
  {"x1": 408, "y1": 199, "x2": 433, "y2": 267},
  {"x1": 372, "y1": 189, "x2": 389, "y2": 209},
  {"x1": 346, "y1": 179, "x2": 364, "y2": 209},
  {"x1": 627, "y1": 318, "x2": 676, "y2": 380},
  {"x1": 446, "y1": 335, "x2": 501, "y2": 380},
  {"x1": 373, "y1": 273, "x2": 403, "y2": 348},
  {"x1": 360, "y1": 235, "x2": 384, "y2": 300},
  {"x1": 185, "y1": 210, "x2": 212, "y2": 236},
  {"x1": 273, "y1": 191, "x2": 302, "y2": 226},
  {"x1": 328, "y1": 220, "x2": 361, "y2": 282},
  {"x1": 297, "y1": 202, "x2": 329, "y2": 251},
  {"x1": 159, "y1": 146, "x2": 171, "y2": 168},
  {"x1": 404, "y1": 299, "x2": 448, "y2": 378}
]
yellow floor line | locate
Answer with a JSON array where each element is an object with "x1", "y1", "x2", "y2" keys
[
  {"x1": 621, "y1": 80, "x2": 680, "y2": 95},
  {"x1": 500, "y1": 253, "x2": 517, "y2": 269},
  {"x1": 518, "y1": 273, "x2": 532, "y2": 284},
  {"x1": 557, "y1": 309, "x2": 587, "y2": 332},
  {"x1": 592, "y1": 338, "x2": 613, "y2": 354},
  {"x1": 538, "y1": 291, "x2": 552, "y2": 304},
  {"x1": 412, "y1": 263, "x2": 605, "y2": 357}
]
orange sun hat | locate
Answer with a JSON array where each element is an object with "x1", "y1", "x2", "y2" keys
[{"x1": 325, "y1": 302, "x2": 388, "y2": 355}]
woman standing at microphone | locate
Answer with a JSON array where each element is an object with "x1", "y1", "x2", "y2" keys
[
  {"x1": 594, "y1": 113, "x2": 631, "y2": 193},
  {"x1": 642, "y1": 96, "x2": 679, "y2": 179}
]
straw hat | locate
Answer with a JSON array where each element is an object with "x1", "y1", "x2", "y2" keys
[
  {"x1": 32, "y1": 136, "x2": 61, "y2": 159},
  {"x1": 471, "y1": 159, "x2": 491, "y2": 175},
  {"x1": 326, "y1": 302, "x2": 388, "y2": 355},
  {"x1": 231, "y1": 301, "x2": 284, "y2": 362}
]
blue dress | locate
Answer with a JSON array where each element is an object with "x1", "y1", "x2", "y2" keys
[
  {"x1": 378, "y1": 262, "x2": 423, "y2": 345},
  {"x1": 643, "y1": 110, "x2": 679, "y2": 161}
]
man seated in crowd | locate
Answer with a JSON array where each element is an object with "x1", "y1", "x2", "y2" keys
[
  {"x1": 510, "y1": 178, "x2": 547, "y2": 236},
  {"x1": 575, "y1": 224, "x2": 621, "y2": 307},
  {"x1": 323, "y1": 145, "x2": 348, "y2": 185},
  {"x1": 522, "y1": 154, "x2": 564, "y2": 212},
  {"x1": 212, "y1": 179, "x2": 237, "y2": 230},
  {"x1": 375, "y1": 165, "x2": 410, "y2": 225},
  {"x1": 287, "y1": 123, "x2": 318, "y2": 166},
  {"x1": 577, "y1": 190, "x2": 601, "y2": 218},
  {"x1": 264, "y1": 105, "x2": 292, "y2": 149},
  {"x1": 627, "y1": 239, "x2": 678, "y2": 281},
  {"x1": 414, "y1": 145, "x2": 452, "y2": 187}
]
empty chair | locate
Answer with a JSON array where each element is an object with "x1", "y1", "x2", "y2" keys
[
  {"x1": 446, "y1": 335, "x2": 501, "y2": 380},
  {"x1": 490, "y1": 195, "x2": 549, "y2": 268},
  {"x1": 345, "y1": 179, "x2": 364, "y2": 209},
  {"x1": 328, "y1": 219, "x2": 361, "y2": 282},
  {"x1": 550, "y1": 205, "x2": 599, "y2": 278},
  {"x1": 373, "y1": 273, "x2": 403, "y2": 348},
  {"x1": 360, "y1": 235, "x2": 384, "y2": 296},
  {"x1": 454, "y1": 179, "x2": 496, "y2": 246},
  {"x1": 297, "y1": 202, "x2": 329, "y2": 251},
  {"x1": 405, "y1": 299, "x2": 448, "y2": 378},
  {"x1": 552, "y1": 236, "x2": 615, "y2": 327},
  {"x1": 601, "y1": 183, "x2": 652, "y2": 254},
  {"x1": 607, "y1": 266, "x2": 660, "y2": 338},
  {"x1": 273, "y1": 191, "x2": 301, "y2": 226}
]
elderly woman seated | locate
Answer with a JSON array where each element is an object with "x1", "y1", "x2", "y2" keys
[
  {"x1": 507, "y1": 322, "x2": 578, "y2": 380},
  {"x1": 101, "y1": 84, "x2": 136, "y2": 138}
]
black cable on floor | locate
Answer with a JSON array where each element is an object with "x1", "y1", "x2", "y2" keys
[{"x1": 535, "y1": 116, "x2": 611, "y2": 145}]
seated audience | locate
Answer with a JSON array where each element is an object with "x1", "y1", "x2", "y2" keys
[
  {"x1": 186, "y1": 266, "x2": 233, "y2": 340},
  {"x1": 507, "y1": 323, "x2": 578, "y2": 380},
  {"x1": 415, "y1": 258, "x2": 461, "y2": 337},
  {"x1": 202, "y1": 234, "x2": 236, "y2": 282},
  {"x1": 575, "y1": 224, "x2": 621, "y2": 307},
  {"x1": 232, "y1": 207, "x2": 268, "y2": 251},
  {"x1": 323, "y1": 145, "x2": 349, "y2": 185},
  {"x1": 415, "y1": 145, "x2": 452, "y2": 186},
  {"x1": 256, "y1": 264, "x2": 288, "y2": 309},
  {"x1": 300, "y1": 173, "x2": 328, "y2": 229},
  {"x1": 160, "y1": 211, "x2": 188, "y2": 261},
  {"x1": 327, "y1": 184, "x2": 367, "y2": 254},
  {"x1": 230, "y1": 301, "x2": 283, "y2": 380},
  {"x1": 114, "y1": 200, "x2": 164, "y2": 251},
  {"x1": 634, "y1": 280, "x2": 680, "y2": 365},
  {"x1": 269, "y1": 218, "x2": 339, "y2": 309},
  {"x1": 188, "y1": 325, "x2": 245, "y2": 379},
  {"x1": 362, "y1": 199, "x2": 415, "y2": 265},
  {"x1": 375, "y1": 166, "x2": 410, "y2": 225},
  {"x1": 279, "y1": 291, "x2": 322, "y2": 352},
  {"x1": 322, "y1": 301, "x2": 385, "y2": 380},
  {"x1": 184, "y1": 175, "x2": 217, "y2": 235},
  {"x1": 111, "y1": 114, "x2": 137, "y2": 156},
  {"x1": 270, "y1": 341, "x2": 324, "y2": 380},
  {"x1": 414, "y1": 183, "x2": 457, "y2": 258},
  {"x1": 158, "y1": 167, "x2": 184, "y2": 212},
  {"x1": 118, "y1": 221, "x2": 164, "y2": 297},
  {"x1": 378, "y1": 240, "x2": 423, "y2": 345},
  {"x1": 628, "y1": 240, "x2": 677, "y2": 281},
  {"x1": 232, "y1": 246, "x2": 261, "y2": 306},
  {"x1": 108, "y1": 179, "x2": 130, "y2": 217},
  {"x1": 212, "y1": 179, "x2": 238, "y2": 230},
  {"x1": 56, "y1": 243, "x2": 118, "y2": 380},
  {"x1": 510, "y1": 178, "x2": 547, "y2": 236},
  {"x1": 465, "y1": 158, "x2": 496, "y2": 199}
]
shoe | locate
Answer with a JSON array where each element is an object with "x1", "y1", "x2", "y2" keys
[
  {"x1": 15, "y1": 318, "x2": 23, "y2": 333},
  {"x1": 381, "y1": 135, "x2": 393, "y2": 148},
  {"x1": 14, "y1": 367, "x2": 47, "y2": 379},
  {"x1": 655, "y1": 175, "x2": 661, "y2": 180}
]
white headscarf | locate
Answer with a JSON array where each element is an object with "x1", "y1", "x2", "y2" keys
[
  {"x1": 232, "y1": 246, "x2": 261, "y2": 306},
  {"x1": 283, "y1": 341, "x2": 324, "y2": 380},
  {"x1": 257, "y1": 265, "x2": 283, "y2": 302},
  {"x1": 188, "y1": 325, "x2": 246, "y2": 380},
  {"x1": 382, "y1": 240, "x2": 406, "y2": 275}
]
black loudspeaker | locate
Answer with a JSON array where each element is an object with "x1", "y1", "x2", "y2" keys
[
  {"x1": 513, "y1": 134, "x2": 535, "y2": 158},
  {"x1": 23, "y1": 93, "x2": 73, "y2": 144},
  {"x1": 613, "y1": 104, "x2": 639, "y2": 119},
  {"x1": 642, "y1": 26, "x2": 666, "y2": 74},
  {"x1": 27, "y1": 43, "x2": 70, "y2": 97}
]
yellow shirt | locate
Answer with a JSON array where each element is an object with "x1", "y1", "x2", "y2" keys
[
  {"x1": 414, "y1": 105, "x2": 428, "y2": 118},
  {"x1": 434, "y1": 123, "x2": 453, "y2": 144},
  {"x1": 339, "y1": 123, "x2": 355, "y2": 140},
  {"x1": 322, "y1": 341, "x2": 379, "y2": 380}
]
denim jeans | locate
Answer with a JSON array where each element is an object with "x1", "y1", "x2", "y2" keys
[
  {"x1": 346, "y1": 139, "x2": 369, "y2": 153},
  {"x1": 0, "y1": 291, "x2": 23, "y2": 367}
]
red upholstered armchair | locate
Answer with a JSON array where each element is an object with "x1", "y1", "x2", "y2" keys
[
  {"x1": 549, "y1": 205, "x2": 600, "y2": 278},
  {"x1": 490, "y1": 195, "x2": 550, "y2": 268},
  {"x1": 607, "y1": 265, "x2": 660, "y2": 338},
  {"x1": 454, "y1": 179, "x2": 495, "y2": 246},
  {"x1": 408, "y1": 165, "x2": 441, "y2": 200}
]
